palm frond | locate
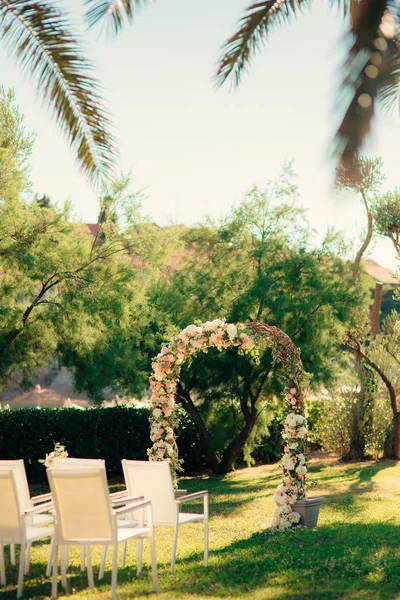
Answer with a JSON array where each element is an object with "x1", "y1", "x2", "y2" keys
[
  {"x1": 84, "y1": 0, "x2": 147, "y2": 35},
  {"x1": 215, "y1": 0, "x2": 310, "y2": 88},
  {"x1": 378, "y1": 36, "x2": 400, "y2": 113},
  {"x1": 329, "y1": 0, "x2": 359, "y2": 19},
  {"x1": 0, "y1": 0, "x2": 116, "y2": 183},
  {"x1": 334, "y1": 0, "x2": 390, "y2": 165}
]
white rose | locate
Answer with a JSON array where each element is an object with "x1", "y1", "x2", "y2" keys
[
  {"x1": 226, "y1": 323, "x2": 237, "y2": 340},
  {"x1": 204, "y1": 319, "x2": 222, "y2": 331},
  {"x1": 295, "y1": 414, "x2": 306, "y2": 424},
  {"x1": 296, "y1": 465, "x2": 307, "y2": 476},
  {"x1": 282, "y1": 455, "x2": 295, "y2": 471},
  {"x1": 285, "y1": 417, "x2": 297, "y2": 429},
  {"x1": 297, "y1": 426, "x2": 307, "y2": 438},
  {"x1": 184, "y1": 324, "x2": 197, "y2": 336},
  {"x1": 273, "y1": 494, "x2": 286, "y2": 506},
  {"x1": 152, "y1": 408, "x2": 162, "y2": 419},
  {"x1": 291, "y1": 512, "x2": 301, "y2": 523}
]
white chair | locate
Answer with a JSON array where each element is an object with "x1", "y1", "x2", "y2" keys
[
  {"x1": 47, "y1": 466, "x2": 158, "y2": 600},
  {"x1": 51, "y1": 458, "x2": 127, "y2": 501},
  {"x1": 0, "y1": 469, "x2": 54, "y2": 598},
  {"x1": 0, "y1": 460, "x2": 53, "y2": 575},
  {"x1": 122, "y1": 459, "x2": 209, "y2": 573},
  {"x1": 49, "y1": 457, "x2": 134, "y2": 573}
]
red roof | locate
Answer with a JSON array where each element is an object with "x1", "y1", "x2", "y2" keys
[
  {"x1": 364, "y1": 259, "x2": 399, "y2": 285},
  {"x1": 84, "y1": 223, "x2": 100, "y2": 236}
]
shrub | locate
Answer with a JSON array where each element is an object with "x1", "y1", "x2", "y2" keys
[
  {"x1": 364, "y1": 396, "x2": 393, "y2": 459},
  {"x1": 307, "y1": 395, "x2": 356, "y2": 458},
  {"x1": 0, "y1": 406, "x2": 206, "y2": 484}
]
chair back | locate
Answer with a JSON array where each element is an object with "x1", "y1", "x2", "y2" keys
[
  {"x1": 52, "y1": 457, "x2": 105, "y2": 469},
  {"x1": 0, "y1": 470, "x2": 23, "y2": 541},
  {"x1": 0, "y1": 459, "x2": 31, "y2": 511},
  {"x1": 47, "y1": 467, "x2": 113, "y2": 542},
  {"x1": 122, "y1": 460, "x2": 176, "y2": 524}
]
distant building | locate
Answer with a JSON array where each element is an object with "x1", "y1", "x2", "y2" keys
[{"x1": 364, "y1": 259, "x2": 399, "y2": 286}]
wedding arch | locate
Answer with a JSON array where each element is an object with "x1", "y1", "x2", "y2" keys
[{"x1": 148, "y1": 319, "x2": 309, "y2": 530}]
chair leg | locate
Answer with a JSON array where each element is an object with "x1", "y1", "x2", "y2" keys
[
  {"x1": 171, "y1": 525, "x2": 179, "y2": 574},
  {"x1": 149, "y1": 535, "x2": 159, "y2": 593},
  {"x1": 80, "y1": 545, "x2": 85, "y2": 571},
  {"x1": 204, "y1": 518, "x2": 209, "y2": 567},
  {"x1": 0, "y1": 544, "x2": 6, "y2": 586},
  {"x1": 51, "y1": 544, "x2": 58, "y2": 599},
  {"x1": 111, "y1": 545, "x2": 118, "y2": 600},
  {"x1": 46, "y1": 538, "x2": 54, "y2": 577},
  {"x1": 122, "y1": 541, "x2": 127, "y2": 569},
  {"x1": 17, "y1": 543, "x2": 25, "y2": 599},
  {"x1": 10, "y1": 544, "x2": 16, "y2": 566},
  {"x1": 85, "y1": 547, "x2": 94, "y2": 588},
  {"x1": 99, "y1": 545, "x2": 107, "y2": 580},
  {"x1": 136, "y1": 539, "x2": 143, "y2": 576},
  {"x1": 24, "y1": 542, "x2": 31, "y2": 574},
  {"x1": 60, "y1": 547, "x2": 67, "y2": 589}
]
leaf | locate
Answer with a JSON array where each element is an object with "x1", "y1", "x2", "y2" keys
[
  {"x1": 215, "y1": 0, "x2": 311, "y2": 88},
  {"x1": 84, "y1": 0, "x2": 147, "y2": 35},
  {"x1": 333, "y1": 0, "x2": 391, "y2": 165},
  {"x1": 0, "y1": 0, "x2": 116, "y2": 183}
]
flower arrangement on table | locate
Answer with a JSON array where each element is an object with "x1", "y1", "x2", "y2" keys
[
  {"x1": 40, "y1": 442, "x2": 68, "y2": 468},
  {"x1": 149, "y1": 318, "x2": 309, "y2": 531}
]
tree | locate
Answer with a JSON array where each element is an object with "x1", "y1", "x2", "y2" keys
[
  {"x1": 374, "y1": 189, "x2": 400, "y2": 255},
  {"x1": 84, "y1": 1, "x2": 400, "y2": 168},
  {"x1": 0, "y1": 139, "x2": 153, "y2": 391},
  {"x1": 347, "y1": 312, "x2": 400, "y2": 459},
  {"x1": 56, "y1": 177, "x2": 183, "y2": 401},
  {"x1": 0, "y1": 195, "x2": 143, "y2": 388},
  {"x1": 0, "y1": 87, "x2": 35, "y2": 200},
  {"x1": 0, "y1": 2, "x2": 114, "y2": 182},
  {"x1": 335, "y1": 154, "x2": 384, "y2": 278},
  {"x1": 153, "y1": 179, "x2": 366, "y2": 473}
]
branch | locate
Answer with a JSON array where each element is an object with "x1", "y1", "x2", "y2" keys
[{"x1": 346, "y1": 332, "x2": 398, "y2": 418}]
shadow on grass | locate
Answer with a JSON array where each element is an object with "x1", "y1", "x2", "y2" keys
[
  {"x1": 308, "y1": 459, "x2": 396, "y2": 516},
  {"x1": 159, "y1": 521, "x2": 400, "y2": 599},
  {"x1": 3, "y1": 522, "x2": 400, "y2": 599}
]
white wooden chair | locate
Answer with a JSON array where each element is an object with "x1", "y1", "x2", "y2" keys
[
  {"x1": 0, "y1": 460, "x2": 53, "y2": 575},
  {"x1": 121, "y1": 459, "x2": 209, "y2": 574},
  {"x1": 0, "y1": 469, "x2": 54, "y2": 598},
  {"x1": 47, "y1": 466, "x2": 158, "y2": 599}
]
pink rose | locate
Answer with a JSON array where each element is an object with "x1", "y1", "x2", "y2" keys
[
  {"x1": 290, "y1": 388, "x2": 297, "y2": 395},
  {"x1": 290, "y1": 398, "x2": 297, "y2": 405}
]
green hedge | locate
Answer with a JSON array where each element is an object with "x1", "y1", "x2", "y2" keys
[{"x1": 0, "y1": 406, "x2": 207, "y2": 484}]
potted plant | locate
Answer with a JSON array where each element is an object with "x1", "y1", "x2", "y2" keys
[{"x1": 292, "y1": 495, "x2": 323, "y2": 528}]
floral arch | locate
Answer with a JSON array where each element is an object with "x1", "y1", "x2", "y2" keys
[{"x1": 148, "y1": 319, "x2": 309, "y2": 530}]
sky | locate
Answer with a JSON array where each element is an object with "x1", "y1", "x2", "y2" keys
[{"x1": 1, "y1": 0, "x2": 400, "y2": 271}]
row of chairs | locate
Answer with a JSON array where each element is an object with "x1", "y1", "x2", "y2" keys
[{"x1": 0, "y1": 458, "x2": 209, "y2": 599}]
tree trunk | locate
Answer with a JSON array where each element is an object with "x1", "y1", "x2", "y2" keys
[
  {"x1": 369, "y1": 281, "x2": 383, "y2": 340},
  {"x1": 347, "y1": 333, "x2": 400, "y2": 458},
  {"x1": 395, "y1": 413, "x2": 400, "y2": 459},
  {"x1": 352, "y1": 205, "x2": 373, "y2": 279},
  {"x1": 175, "y1": 385, "x2": 221, "y2": 474},
  {"x1": 218, "y1": 413, "x2": 257, "y2": 473}
]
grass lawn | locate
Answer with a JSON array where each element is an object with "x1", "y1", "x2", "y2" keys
[{"x1": 2, "y1": 454, "x2": 400, "y2": 599}]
